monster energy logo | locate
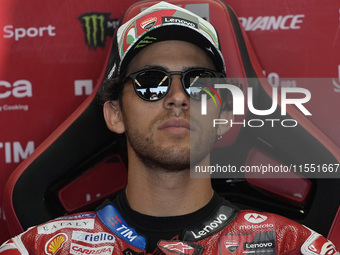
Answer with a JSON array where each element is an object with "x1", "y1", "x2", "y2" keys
[
  {"x1": 134, "y1": 36, "x2": 157, "y2": 49},
  {"x1": 78, "y1": 12, "x2": 117, "y2": 49}
]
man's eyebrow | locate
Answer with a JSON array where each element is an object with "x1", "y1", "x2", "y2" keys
[
  {"x1": 143, "y1": 65, "x2": 168, "y2": 71},
  {"x1": 142, "y1": 65, "x2": 211, "y2": 71}
]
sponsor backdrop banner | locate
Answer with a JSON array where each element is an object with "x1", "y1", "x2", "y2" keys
[
  {"x1": 0, "y1": 0, "x2": 138, "y2": 241},
  {"x1": 0, "y1": 0, "x2": 339, "y2": 242}
]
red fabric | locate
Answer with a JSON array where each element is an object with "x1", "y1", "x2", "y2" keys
[
  {"x1": 2, "y1": 0, "x2": 339, "y2": 246},
  {"x1": 328, "y1": 206, "x2": 340, "y2": 248},
  {"x1": 0, "y1": 208, "x2": 338, "y2": 255}
]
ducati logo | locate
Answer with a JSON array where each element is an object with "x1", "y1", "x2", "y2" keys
[
  {"x1": 224, "y1": 241, "x2": 240, "y2": 253},
  {"x1": 244, "y1": 213, "x2": 268, "y2": 224},
  {"x1": 141, "y1": 17, "x2": 157, "y2": 30}
]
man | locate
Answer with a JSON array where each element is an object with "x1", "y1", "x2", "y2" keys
[{"x1": 0, "y1": 1, "x2": 338, "y2": 254}]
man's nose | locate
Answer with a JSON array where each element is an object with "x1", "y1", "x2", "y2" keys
[{"x1": 163, "y1": 75, "x2": 190, "y2": 111}]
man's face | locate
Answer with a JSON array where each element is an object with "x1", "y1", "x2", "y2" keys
[{"x1": 105, "y1": 40, "x2": 230, "y2": 171}]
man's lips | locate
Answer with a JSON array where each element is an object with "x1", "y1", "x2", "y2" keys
[{"x1": 157, "y1": 118, "x2": 192, "y2": 134}]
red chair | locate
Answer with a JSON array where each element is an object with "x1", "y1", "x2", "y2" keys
[
  {"x1": 0, "y1": 0, "x2": 139, "y2": 243},
  {"x1": 2, "y1": 0, "x2": 340, "y2": 248},
  {"x1": 328, "y1": 206, "x2": 340, "y2": 246}
]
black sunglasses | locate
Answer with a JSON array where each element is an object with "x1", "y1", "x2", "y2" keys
[{"x1": 124, "y1": 68, "x2": 225, "y2": 101}]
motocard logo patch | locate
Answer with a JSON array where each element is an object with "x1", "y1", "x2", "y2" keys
[{"x1": 244, "y1": 213, "x2": 268, "y2": 224}]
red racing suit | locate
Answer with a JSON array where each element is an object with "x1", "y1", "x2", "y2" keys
[{"x1": 0, "y1": 202, "x2": 338, "y2": 255}]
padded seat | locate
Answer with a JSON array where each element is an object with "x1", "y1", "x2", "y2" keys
[{"x1": 2, "y1": 0, "x2": 340, "y2": 248}]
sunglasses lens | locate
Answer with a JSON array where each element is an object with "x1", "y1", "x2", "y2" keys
[
  {"x1": 184, "y1": 70, "x2": 220, "y2": 100},
  {"x1": 133, "y1": 70, "x2": 169, "y2": 101}
]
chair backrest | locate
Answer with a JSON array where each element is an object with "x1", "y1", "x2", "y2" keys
[
  {"x1": 0, "y1": 0, "x2": 139, "y2": 242},
  {"x1": 328, "y1": 206, "x2": 340, "y2": 246},
  {"x1": 2, "y1": 0, "x2": 340, "y2": 247},
  {"x1": 0, "y1": 0, "x2": 138, "y2": 171}
]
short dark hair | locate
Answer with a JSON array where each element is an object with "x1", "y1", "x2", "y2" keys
[{"x1": 97, "y1": 73, "x2": 126, "y2": 105}]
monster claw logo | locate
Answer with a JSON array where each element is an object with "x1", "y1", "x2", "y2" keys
[
  {"x1": 134, "y1": 36, "x2": 157, "y2": 49},
  {"x1": 78, "y1": 12, "x2": 117, "y2": 49}
]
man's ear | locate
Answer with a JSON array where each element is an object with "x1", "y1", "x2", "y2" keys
[
  {"x1": 217, "y1": 109, "x2": 233, "y2": 136},
  {"x1": 103, "y1": 101, "x2": 125, "y2": 134}
]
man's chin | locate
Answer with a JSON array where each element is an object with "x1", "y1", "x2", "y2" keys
[{"x1": 138, "y1": 147, "x2": 191, "y2": 172}]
